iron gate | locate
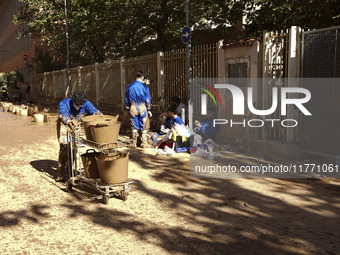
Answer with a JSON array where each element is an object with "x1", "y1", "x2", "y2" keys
[
  {"x1": 301, "y1": 26, "x2": 340, "y2": 157},
  {"x1": 263, "y1": 30, "x2": 290, "y2": 141}
]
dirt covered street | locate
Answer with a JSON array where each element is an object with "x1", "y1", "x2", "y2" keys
[{"x1": 1, "y1": 110, "x2": 340, "y2": 255}]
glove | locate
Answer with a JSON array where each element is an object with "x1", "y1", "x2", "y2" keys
[
  {"x1": 67, "y1": 120, "x2": 78, "y2": 130},
  {"x1": 194, "y1": 120, "x2": 201, "y2": 128},
  {"x1": 172, "y1": 129, "x2": 177, "y2": 141}
]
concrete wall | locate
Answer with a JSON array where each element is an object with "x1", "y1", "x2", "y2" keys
[
  {"x1": 0, "y1": 0, "x2": 38, "y2": 101},
  {"x1": 215, "y1": 42, "x2": 262, "y2": 148}
]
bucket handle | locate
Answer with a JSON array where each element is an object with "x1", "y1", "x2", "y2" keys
[
  {"x1": 96, "y1": 123, "x2": 108, "y2": 127},
  {"x1": 86, "y1": 149, "x2": 96, "y2": 154}
]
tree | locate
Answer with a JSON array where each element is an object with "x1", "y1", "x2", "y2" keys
[
  {"x1": 15, "y1": 0, "x2": 143, "y2": 67},
  {"x1": 136, "y1": 0, "x2": 242, "y2": 51},
  {"x1": 0, "y1": 71, "x2": 24, "y2": 90},
  {"x1": 242, "y1": 0, "x2": 340, "y2": 36},
  {"x1": 15, "y1": 0, "x2": 340, "y2": 70},
  {"x1": 14, "y1": 0, "x2": 242, "y2": 66},
  {"x1": 68, "y1": 0, "x2": 146, "y2": 63}
]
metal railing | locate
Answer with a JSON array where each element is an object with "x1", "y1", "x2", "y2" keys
[
  {"x1": 37, "y1": 42, "x2": 220, "y2": 114},
  {"x1": 263, "y1": 30, "x2": 290, "y2": 141},
  {"x1": 301, "y1": 26, "x2": 340, "y2": 157}
]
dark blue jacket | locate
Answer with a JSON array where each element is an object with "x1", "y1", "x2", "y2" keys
[{"x1": 59, "y1": 98, "x2": 100, "y2": 124}]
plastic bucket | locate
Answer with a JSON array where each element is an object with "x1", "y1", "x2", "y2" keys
[
  {"x1": 33, "y1": 113, "x2": 44, "y2": 122},
  {"x1": 32, "y1": 105, "x2": 39, "y2": 114},
  {"x1": 83, "y1": 115, "x2": 101, "y2": 141},
  {"x1": 12, "y1": 106, "x2": 19, "y2": 114},
  {"x1": 81, "y1": 149, "x2": 102, "y2": 179},
  {"x1": 19, "y1": 108, "x2": 28, "y2": 116},
  {"x1": 95, "y1": 151, "x2": 129, "y2": 184},
  {"x1": 28, "y1": 107, "x2": 33, "y2": 116},
  {"x1": 89, "y1": 121, "x2": 120, "y2": 144},
  {"x1": 83, "y1": 114, "x2": 119, "y2": 141}
]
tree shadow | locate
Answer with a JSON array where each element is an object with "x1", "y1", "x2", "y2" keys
[
  {"x1": 0, "y1": 205, "x2": 50, "y2": 227},
  {"x1": 21, "y1": 151, "x2": 340, "y2": 254},
  {"x1": 126, "y1": 150, "x2": 340, "y2": 254}
]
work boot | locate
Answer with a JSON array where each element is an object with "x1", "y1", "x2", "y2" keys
[
  {"x1": 130, "y1": 130, "x2": 138, "y2": 148},
  {"x1": 56, "y1": 144, "x2": 68, "y2": 182},
  {"x1": 141, "y1": 130, "x2": 152, "y2": 148}
]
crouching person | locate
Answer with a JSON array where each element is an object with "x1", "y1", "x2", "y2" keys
[
  {"x1": 156, "y1": 105, "x2": 190, "y2": 151},
  {"x1": 56, "y1": 91, "x2": 102, "y2": 182},
  {"x1": 193, "y1": 106, "x2": 219, "y2": 149}
]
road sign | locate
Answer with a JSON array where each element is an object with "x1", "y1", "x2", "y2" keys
[
  {"x1": 181, "y1": 26, "x2": 191, "y2": 44},
  {"x1": 23, "y1": 60, "x2": 28, "y2": 65},
  {"x1": 23, "y1": 54, "x2": 28, "y2": 60}
]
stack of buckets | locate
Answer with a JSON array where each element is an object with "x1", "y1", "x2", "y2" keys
[
  {"x1": 1, "y1": 102, "x2": 42, "y2": 121},
  {"x1": 81, "y1": 115, "x2": 129, "y2": 184}
]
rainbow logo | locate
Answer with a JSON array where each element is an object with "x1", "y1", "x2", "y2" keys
[{"x1": 198, "y1": 82, "x2": 222, "y2": 106}]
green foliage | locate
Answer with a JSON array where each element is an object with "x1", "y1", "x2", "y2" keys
[
  {"x1": 13, "y1": 0, "x2": 340, "y2": 68},
  {"x1": 242, "y1": 0, "x2": 340, "y2": 35},
  {"x1": 14, "y1": 0, "x2": 242, "y2": 66},
  {"x1": 0, "y1": 71, "x2": 24, "y2": 89}
]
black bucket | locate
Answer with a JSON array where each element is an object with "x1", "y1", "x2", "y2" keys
[{"x1": 81, "y1": 149, "x2": 103, "y2": 179}]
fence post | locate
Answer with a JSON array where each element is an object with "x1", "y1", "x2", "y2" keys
[
  {"x1": 95, "y1": 63, "x2": 99, "y2": 107},
  {"x1": 42, "y1": 73, "x2": 47, "y2": 99},
  {"x1": 63, "y1": 69, "x2": 68, "y2": 98},
  {"x1": 78, "y1": 66, "x2": 82, "y2": 92},
  {"x1": 120, "y1": 57, "x2": 125, "y2": 112},
  {"x1": 216, "y1": 40, "x2": 225, "y2": 123},
  {"x1": 287, "y1": 26, "x2": 301, "y2": 143},
  {"x1": 157, "y1": 51, "x2": 164, "y2": 113},
  {"x1": 52, "y1": 71, "x2": 56, "y2": 101},
  {"x1": 217, "y1": 40, "x2": 225, "y2": 79}
]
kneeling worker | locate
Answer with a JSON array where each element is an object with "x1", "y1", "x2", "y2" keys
[{"x1": 56, "y1": 91, "x2": 102, "y2": 182}]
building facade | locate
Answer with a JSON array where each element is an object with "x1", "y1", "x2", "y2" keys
[{"x1": 0, "y1": 0, "x2": 36, "y2": 84}]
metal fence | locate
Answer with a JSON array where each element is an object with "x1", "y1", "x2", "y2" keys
[
  {"x1": 123, "y1": 54, "x2": 159, "y2": 109},
  {"x1": 301, "y1": 26, "x2": 340, "y2": 157},
  {"x1": 37, "y1": 43, "x2": 219, "y2": 114},
  {"x1": 262, "y1": 30, "x2": 290, "y2": 142}
]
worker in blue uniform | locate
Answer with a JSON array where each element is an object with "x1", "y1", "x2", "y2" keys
[
  {"x1": 195, "y1": 106, "x2": 219, "y2": 140},
  {"x1": 125, "y1": 71, "x2": 151, "y2": 148},
  {"x1": 56, "y1": 91, "x2": 102, "y2": 182},
  {"x1": 143, "y1": 74, "x2": 153, "y2": 132}
]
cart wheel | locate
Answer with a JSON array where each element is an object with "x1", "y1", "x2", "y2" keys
[
  {"x1": 102, "y1": 194, "x2": 109, "y2": 204},
  {"x1": 120, "y1": 190, "x2": 128, "y2": 201},
  {"x1": 65, "y1": 180, "x2": 73, "y2": 192}
]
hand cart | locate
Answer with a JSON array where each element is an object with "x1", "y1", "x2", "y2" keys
[{"x1": 65, "y1": 124, "x2": 132, "y2": 204}]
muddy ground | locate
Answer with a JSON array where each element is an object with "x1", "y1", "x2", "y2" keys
[{"x1": 0, "y1": 110, "x2": 340, "y2": 255}]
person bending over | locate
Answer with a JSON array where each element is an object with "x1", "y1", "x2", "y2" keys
[{"x1": 56, "y1": 91, "x2": 102, "y2": 182}]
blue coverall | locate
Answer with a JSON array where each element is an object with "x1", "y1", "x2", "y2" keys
[
  {"x1": 143, "y1": 84, "x2": 151, "y2": 112},
  {"x1": 125, "y1": 80, "x2": 150, "y2": 130},
  {"x1": 57, "y1": 98, "x2": 101, "y2": 181},
  {"x1": 59, "y1": 98, "x2": 100, "y2": 125}
]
